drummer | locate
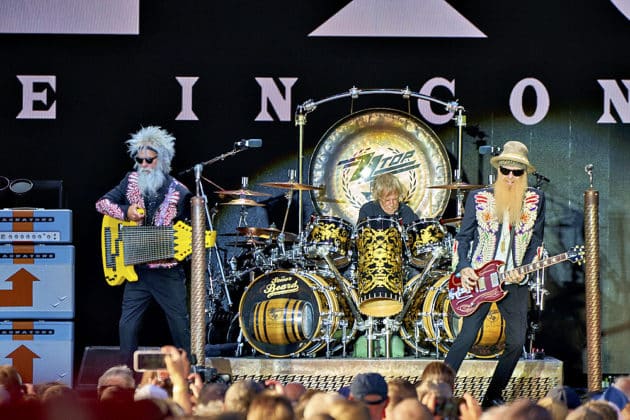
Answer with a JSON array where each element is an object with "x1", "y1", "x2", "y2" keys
[{"x1": 357, "y1": 173, "x2": 419, "y2": 225}]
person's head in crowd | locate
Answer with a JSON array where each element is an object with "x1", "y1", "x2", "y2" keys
[
  {"x1": 198, "y1": 382, "x2": 228, "y2": 405},
  {"x1": 420, "y1": 361, "x2": 456, "y2": 392},
  {"x1": 547, "y1": 385, "x2": 582, "y2": 410},
  {"x1": 0, "y1": 365, "x2": 24, "y2": 404},
  {"x1": 96, "y1": 364, "x2": 136, "y2": 402},
  {"x1": 349, "y1": 372, "x2": 389, "y2": 420},
  {"x1": 582, "y1": 400, "x2": 621, "y2": 420},
  {"x1": 223, "y1": 380, "x2": 264, "y2": 414},
  {"x1": 283, "y1": 382, "x2": 306, "y2": 405},
  {"x1": 385, "y1": 378, "x2": 417, "y2": 419},
  {"x1": 302, "y1": 391, "x2": 344, "y2": 419},
  {"x1": 327, "y1": 398, "x2": 371, "y2": 420},
  {"x1": 538, "y1": 396, "x2": 569, "y2": 420},
  {"x1": 498, "y1": 398, "x2": 552, "y2": 420},
  {"x1": 613, "y1": 376, "x2": 630, "y2": 397},
  {"x1": 294, "y1": 388, "x2": 320, "y2": 420},
  {"x1": 246, "y1": 393, "x2": 294, "y2": 420},
  {"x1": 479, "y1": 404, "x2": 512, "y2": 420},
  {"x1": 566, "y1": 403, "x2": 607, "y2": 420},
  {"x1": 40, "y1": 383, "x2": 78, "y2": 404},
  {"x1": 593, "y1": 384, "x2": 630, "y2": 411},
  {"x1": 416, "y1": 379, "x2": 453, "y2": 400},
  {"x1": 391, "y1": 397, "x2": 433, "y2": 420}
]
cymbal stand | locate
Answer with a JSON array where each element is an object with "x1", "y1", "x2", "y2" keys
[
  {"x1": 382, "y1": 318, "x2": 399, "y2": 359},
  {"x1": 277, "y1": 169, "x2": 297, "y2": 257},
  {"x1": 527, "y1": 247, "x2": 549, "y2": 356},
  {"x1": 452, "y1": 106, "x2": 467, "y2": 218},
  {"x1": 193, "y1": 166, "x2": 231, "y2": 306}
]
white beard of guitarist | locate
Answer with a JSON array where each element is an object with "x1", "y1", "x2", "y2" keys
[
  {"x1": 137, "y1": 165, "x2": 166, "y2": 197},
  {"x1": 460, "y1": 165, "x2": 528, "y2": 290}
]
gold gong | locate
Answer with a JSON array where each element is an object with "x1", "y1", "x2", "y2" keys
[{"x1": 309, "y1": 108, "x2": 451, "y2": 223}]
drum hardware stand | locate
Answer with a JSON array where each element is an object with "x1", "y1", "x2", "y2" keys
[
  {"x1": 321, "y1": 251, "x2": 365, "y2": 325},
  {"x1": 296, "y1": 87, "x2": 462, "y2": 231},
  {"x1": 526, "y1": 247, "x2": 549, "y2": 358},
  {"x1": 381, "y1": 318, "x2": 400, "y2": 359},
  {"x1": 427, "y1": 316, "x2": 445, "y2": 359}
]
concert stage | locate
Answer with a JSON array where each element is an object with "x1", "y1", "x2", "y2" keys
[{"x1": 207, "y1": 356, "x2": 563, "y2": 402}]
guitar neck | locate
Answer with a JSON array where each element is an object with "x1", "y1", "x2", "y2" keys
[{"x1": 503, "y1": 252, "x2": 571, "y2": 280}]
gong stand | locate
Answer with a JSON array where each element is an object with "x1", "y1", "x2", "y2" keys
[{"x1": 295, "y1": 86, "x2": 466, "y2": 229}]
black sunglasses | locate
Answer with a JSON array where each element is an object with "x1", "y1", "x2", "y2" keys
[
  {"x1": 135, "y1": 156, "x2": 157, "y2": 164},
  {"x1": 499, "y1": 166, "x2": 525, "y2": 177}
]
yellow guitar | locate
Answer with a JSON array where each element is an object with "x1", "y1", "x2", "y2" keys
[{"x1": 101, "y1": 215, "x2": 216, "y2": 286}]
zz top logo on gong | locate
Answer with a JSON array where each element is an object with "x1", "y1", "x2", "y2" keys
[{"x1": 338, "y1": 150, "x2": 419, "y2": 182}]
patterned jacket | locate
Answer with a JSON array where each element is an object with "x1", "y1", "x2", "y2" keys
[{"x1": 452, "y1": 187, "x2": 545, "y2": 276}]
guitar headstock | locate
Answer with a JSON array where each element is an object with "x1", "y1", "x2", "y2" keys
[{"x1": 567, "y1": 245, "x2": 585, "y2": 265}]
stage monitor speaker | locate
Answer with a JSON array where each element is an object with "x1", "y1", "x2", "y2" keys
[{"x1": 76, "y1": 346, "x2": 124, "y2": 394}]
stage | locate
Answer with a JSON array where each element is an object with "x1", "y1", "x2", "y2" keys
[{"x1": 206, "y1": 356, "x2": 563, "y2": 402}]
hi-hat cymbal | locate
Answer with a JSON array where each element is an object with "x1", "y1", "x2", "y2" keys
[
  {"x1": 259, "y1": 181, "x2": 324, "y2": 191},
  {"x1": 215, "y1": 188, "x2": 272, "y2": 197},
  {"x1": 236, "y1": 226, "x2": 298, "y2": 242},
  {"x1": 220, "y1": 198, "x2": 265, "y2": 207},
  {"x1": 428, "y1": 181, "x2": 484, "y2": 190}
]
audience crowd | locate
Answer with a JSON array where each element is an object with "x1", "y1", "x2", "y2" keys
[{"x1": 1, "y1": 345, "x2": 630, "y2": 420}]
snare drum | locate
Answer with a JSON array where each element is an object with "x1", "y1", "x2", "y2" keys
[
  {"x1": 238, "y1": 270, "x2": 355, "y2": 357},
  {"x1": 405, "y1": 219, "x2": 448, "y2": 268},
  {"x1": 355, "y1": 216, "x2": 404, "y2": 317},
  {"x1": 303, "y1": 215, "x2": 353, "y2": 268}
]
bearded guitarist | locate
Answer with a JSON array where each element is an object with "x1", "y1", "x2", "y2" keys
[
  {"x1": 444, "y1": 141, "x2": 545, "y2": 408},
  {"x1": 96, "y1": 126, "x2": 192, "y2": 366}
]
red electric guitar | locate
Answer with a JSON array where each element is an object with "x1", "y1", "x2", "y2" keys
[{"x1": 448, "y1": 245, "x2": 585, "y2": 317}]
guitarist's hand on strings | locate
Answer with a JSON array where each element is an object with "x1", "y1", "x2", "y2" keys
[
  {"x1": 127, "y1": 204, "x2": 145, "y2": 222},
  {"x1": 459, "y1": 267, "x2": 479, "y2": 291}
]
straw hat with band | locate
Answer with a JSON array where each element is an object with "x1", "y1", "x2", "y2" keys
[{"x1": 490, "y1": 140, "x2": 536, "y2": 174}]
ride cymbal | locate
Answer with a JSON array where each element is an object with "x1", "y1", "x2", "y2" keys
[
  {"x1": 259, "y1": 181, "x2": 324, "y2": 191},
  {"x1": 428, "y1": 181, "x2": 484, "y2": 190},
  {"x1": 215, "y1": 188, "x2": 271, "y2": 197},
  {"x1": 220, "y1": 198, "x2": 265, "y2": 207}
]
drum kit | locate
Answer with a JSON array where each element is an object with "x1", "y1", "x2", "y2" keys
[
  {"x1": 210, "y1": 170, "x2": 501, "y2": 360},
  {"x1": 203, "y1": 93, "x2": 534, "y2": 359}
]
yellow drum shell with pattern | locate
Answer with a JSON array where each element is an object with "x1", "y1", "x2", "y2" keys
[
  {"x1": 406, "y1": 219, "x2": 448, "y2": 268},
  {"x1": 400, "y1": 274, "x2": 506, "y2": 358},
  {"x1": 309, "y1": 108, "x2": 451, "y2": 223},
  {"x1": 355, "y1": 217, "x2": 404, "y2": 317},
  {"x1": 303, "y1": 215, "x2": 353, "y2": 268},
  {"x1": 239, "y1": 270, "x2": 355, "y2": 357}
]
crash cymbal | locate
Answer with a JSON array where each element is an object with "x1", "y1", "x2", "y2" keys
[
  {"x1": 428, "y1": 181, "x2": 484, "y2": 190},
  {"x1": 440, "y1": 216, "x2": 463, "y2": 225},
  {"x1": 224, "y1": 239, "x2": 266, "y2": 247},
  {"x1": 236, "y1": 226, "x2": 298, "y2": 242},
  {"x1": 220, "y1": 198, "x2": 265, "y2": 207},
  {"x1": 259, "y1": 181, "x2": 324, "y2": 191},
  {"x1": 215, "y1": 188, "x2": 271, "y2": 197}
]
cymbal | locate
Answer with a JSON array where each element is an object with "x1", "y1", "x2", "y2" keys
[
  {"x1": 259, "y1": 181, "x2": 324, "y2": 191},
  {"x1": 428, "y1": 181, "x2": 484, "y2": 190},
  {"x1": 440, "y1": 216, "x2": 463, "y2": 225},
  {"x1": 236, "y1": 226, "x2": 298, "y2": 242},
  {"x1": 215, "y1": 188, "x2": 271, "y2": 197},
  {"x1": 224, "y1": 239, "x2": 266, "y2": 248},
  {"x1": 220, "y1": 198, "x2": 265, "y2": 207}
]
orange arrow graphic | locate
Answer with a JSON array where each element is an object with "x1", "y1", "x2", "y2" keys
[
  {"x1": 7, "y1": 345, "x2": 40, "y2": 384},
  {"x1": 0, "y1": 268, "x2": 39, "y2": 306}
]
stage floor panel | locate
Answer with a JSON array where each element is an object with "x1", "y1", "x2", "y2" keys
[{"x1": 207, "y1": 356, "x2": 562, "y2": 402}]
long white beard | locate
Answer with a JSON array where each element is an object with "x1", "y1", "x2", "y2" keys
[{"x1": 137, "y1": 168, "x2": 166, "y2": 196}]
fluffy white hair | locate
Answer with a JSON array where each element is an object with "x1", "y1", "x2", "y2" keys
[{"x1": 126, "y1": 126, "x2": 176, "y2": 173}]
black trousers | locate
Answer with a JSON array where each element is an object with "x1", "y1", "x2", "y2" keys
[
  {"x1": 118, "y1": 265, "x2": 191, "y2": 366},
  {"x1": 444, "y1": 284, "x2": 529, "y2": 399}
]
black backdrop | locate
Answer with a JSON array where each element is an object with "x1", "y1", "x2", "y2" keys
[{"x1": 1, "y1": 0, "x2": 630, "y2": 387}]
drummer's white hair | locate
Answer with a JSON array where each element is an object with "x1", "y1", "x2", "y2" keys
[{"x1": 126, "y1": 126, "x2": 176, "y2": 173}]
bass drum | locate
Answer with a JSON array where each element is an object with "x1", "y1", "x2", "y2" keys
[
  {"x1": 309, "y1": 108, "x2": 451, "y2": 223},
  {"x1": 238, "y1": 270, "x2": 356, "y2": 358},
  {"x1": 400, "y1": 274, "x2": 506, "y2": 358}
]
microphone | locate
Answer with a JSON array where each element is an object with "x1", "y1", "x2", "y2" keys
[
  {"x1": 533, "y1": 172, "x2": 550, "y2": 183},
  {"x1": 479, "y1": 145, "x2": 502, "y2": 155},
  {"x1": 234, "y1": 139, "x2": 263, "y2": 149}
]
